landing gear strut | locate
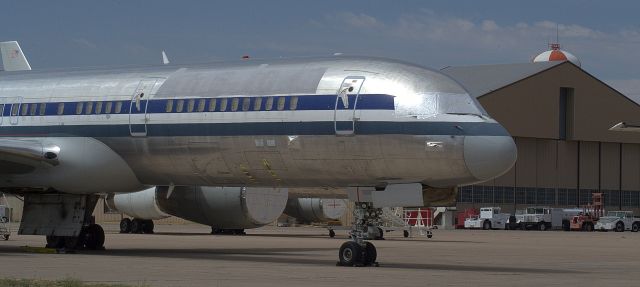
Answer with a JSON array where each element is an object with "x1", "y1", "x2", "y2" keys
[{"x1": 337, "y1": 202, "x2": 380, "y2": 267}]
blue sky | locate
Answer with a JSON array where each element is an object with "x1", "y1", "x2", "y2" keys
[{"x1": 2, "y1": 0, "x2": 639, "y2": 96}]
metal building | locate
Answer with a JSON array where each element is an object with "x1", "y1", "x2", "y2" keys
[{"x1": 443, "y1": 61, "x2": 640, "y2": 214}]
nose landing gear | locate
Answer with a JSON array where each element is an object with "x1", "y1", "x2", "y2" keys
[{"x1": 336, "y1": 202, "x2": 380, "y2": 267}]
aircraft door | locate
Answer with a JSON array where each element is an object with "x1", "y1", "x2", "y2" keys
[
  {"x1": 334, "y1": 76, "x2": 365, "y2": 135},
  {"x1": 129, "y1": 79, "x2": 159, "y2": 137}
]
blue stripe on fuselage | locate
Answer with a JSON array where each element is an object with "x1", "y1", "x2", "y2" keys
[{"x1": 0, "y1": 121, "x2": 510, "y2": 137}]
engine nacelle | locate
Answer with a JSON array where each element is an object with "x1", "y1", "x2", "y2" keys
[
  {"x1": 109, "y1": 186, "x2": 288, "y2": 229},
  {"x1": 284, "y1": 198, "x2": 348, "y2": 223},
  {"x1": 107, "y1": 187, "x2": 169, "y2": 220}
]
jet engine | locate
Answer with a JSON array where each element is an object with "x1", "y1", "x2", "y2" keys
[
  {"x1": 284, "y1": 198, "x2": 348, "y2": 223},
  {"x1": 107, "y1": 186, "x2": 288, "y2": 234}
]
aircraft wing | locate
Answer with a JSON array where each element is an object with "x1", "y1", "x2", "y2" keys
[{"x1": 0, "y1": 139, "x2": 59, "y2": 174}]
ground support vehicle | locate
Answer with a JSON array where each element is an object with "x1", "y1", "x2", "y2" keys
[
  {"x1": 570, "y1": 213, "x2": 598, "y2": 231},
  {"x1": 594, "y1": 211, "x2": 640, "y2": 232},
  {"x1": 514, "y1": 207, "x2": 581, "y2": 231},
  {"x1": 464, "y1": 207, "x2": 510, "y2": 230}
]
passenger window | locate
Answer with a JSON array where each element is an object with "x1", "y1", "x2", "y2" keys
[
  {"x1": 231, "y1": 98, "x2": 239, "y2": 111},
  {"x1": 21, "y1": 103, "x2": 29, "y2": 116},
  {"x1": 197, "y1": 99, "x2": 206, "y2": 112},
  {"x1": 265, "y1": 97, "x2": 274, "y2": 111},
  {"x1": 208, "y1": 98, "x2": 217, "y2": 111},
  {"x1": 219, "y1": 98, "x2": 228, "y2": 111},
  {"x1": 105, "y1": 102, "x2": 112, "y2": 114},
  {"x1": 85, "y1": 102, "x2": 93, "y2": 114},
  {"x1": 277, "y1": 97, "x2": 286, "y2": 111},
  {"x1": 176, "y1": 99, "x2": 184, "y2": 112},
  {"x1": 57, "y1": 103, "x2": 65, "y2": 115},
  {"x1": 95, "y1": 102, "x2": 103, "y2": 114},
  {"x1": 30, "y1": 103, "x2": 37, "y2": 116},
  {"x1": 187, "y1": 99, "x2": 195, "y2": 112},
  {"x1": 115, "y1": 101, "x2": 122, "y2": 113},
  {"x1": 166, "y1": 100, "x2": 174, "y2": 113},
  {"x1": 253, "y1": 98, "x2": 262, "y2": 111},
  {"x1": 39, "y1": 103, "x2": 46, "y2": 115},
  {"x1": 290, "y1": 96, "x2": 298, "y2": 110},
  {"x1": 75, "y1": 102, "x2": 84, "y2": 115},
  {"x1": 11, "y1": 104, "x2": 19, "y2": 116},
  {"x1": 242, "y1": 98, "x2": 250, "y2": 111}
]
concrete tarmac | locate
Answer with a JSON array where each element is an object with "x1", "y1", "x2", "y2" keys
[{"x1": 1, "y1": 224, "x2": 639, "y2": 287}]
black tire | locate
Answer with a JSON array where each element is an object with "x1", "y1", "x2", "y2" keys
[
  {"x1": 142, "y1": 220, "x2": 154, "y2": 234},
  {"x1": 3, "y1": 234, "x2": 8, "y2": 240},
  {"x1": 538, "y1": 222, "x2": 547, "y2": 231},
  {"x1": 1, "y1": 216, "x2": 8, "y2": 223},
  {"x1": 338, "y1": 241, "x2": 363, "y2": 266},
  {"x1": 615, "y1": 222, "x2": 625, "y2": 232},
  {"x1": 520, "y1": 223, "x2": 527, "y2": 230},
  {"x1": 329, "y1": 229, "x2": 336, "y2": 238},
  {"x1": 46, "y1": 236, "x2": 64, "y2": 249},
  {"x1": 562, "y1": 221, "x2": 570, "y2": 231},
  {"x1": 585, "y1": 223, "x2": 594, "y2": 232},
  {"x1": 632, "y1": 222, "x2": 640, "y2": 232},
  {"x1": 364, "y1": 242, "x2": 377, "y2": 265},
  {"x1": 376, "y1": 227, "x2": 384, "y2": 240},
  {"x1": 483, "y1": 220, "x2": 492, "y2": 230},
  {"x1": 130, "y1": 219, "x2": 143, "y2": 234},
  {"x1": 83, "y1": 224, "x2": 105, "y2": 250},
  {"x1": 64, "y1": 236, "x2": 81, "y2": 249},
  {"x1": 403, "y1": 230, "x2": 409, "y2": 238},
  {"x1": 119, "y1": 218, "x2": 132, "y2": 233}
]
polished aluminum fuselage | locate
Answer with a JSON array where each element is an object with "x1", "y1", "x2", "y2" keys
[{"x1": 0, "y1": 56, "x2": 514, "y2": 194}]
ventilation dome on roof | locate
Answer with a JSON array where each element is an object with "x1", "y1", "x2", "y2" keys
[{"x1": 533, "y1": 43, "x2": 581, "y2": 67}]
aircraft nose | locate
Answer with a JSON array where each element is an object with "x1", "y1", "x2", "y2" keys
[{"x1": 464, "y1": 136, "x2": 517, "y2": 181}]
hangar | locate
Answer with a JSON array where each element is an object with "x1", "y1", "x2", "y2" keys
[{"x1": 443, "y1": 60, "x2": 640, "y2": 214}]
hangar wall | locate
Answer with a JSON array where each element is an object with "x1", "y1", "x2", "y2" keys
[{"x1": 458, "y1": 138, "x2": 640, "y2": 213}]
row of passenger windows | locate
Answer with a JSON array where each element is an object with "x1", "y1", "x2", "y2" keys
[
  {"x1": 0, "y1": 96, "x2": 300, "y2": 116},
  {"x1": 165, "y1": 96, "x2": 299, "y2": 113}
]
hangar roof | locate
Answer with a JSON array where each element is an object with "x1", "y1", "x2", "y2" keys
[{"x1": 441, "y1": 62, "x2": 562, "y2": 98}]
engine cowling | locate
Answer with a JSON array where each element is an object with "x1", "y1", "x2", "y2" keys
[
  {"x1": 109, "y1": 186, "x2": 288, "y2": 229},
  {"x1": 284, "y1": 198, "x2": 348, "y2": 223}
]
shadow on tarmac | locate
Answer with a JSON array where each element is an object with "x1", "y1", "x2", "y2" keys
[{"x1": 0, "y1": 244, "x2": 582, "y2": 274}]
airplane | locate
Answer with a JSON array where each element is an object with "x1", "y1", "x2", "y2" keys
[{"x1": 0, "y1": 40, "x2": 517, "y2": 266}]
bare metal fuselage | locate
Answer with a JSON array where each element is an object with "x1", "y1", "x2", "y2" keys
[{"x1": 0, "y1": 56, "x2": 516, "y2": 194}]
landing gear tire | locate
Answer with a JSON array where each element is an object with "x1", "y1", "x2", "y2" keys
[
  {"x1": 338, "y1": 241, "x2": 363, "y2": 267},
  {"x1": 46, "y1": 236, "x2": 64, "y2": 249},
  {"x1": 142, "y1": 220, "x2": 154, "y2": 234},
  {"x1": 364, "y1": 242, "x2": 377, "y2": 265},
  {"x1": 130, "y1": 219, "x2": 143, "y2": 234},
  {"x1": 538, "y1": 222, "x2": 547, "y2": 231},
  {"x1": 82, "y1": 224, "x2": 105, "y2": 250},
  {"x1": 329, "y1": 229, "x2": 336, "y2": 238},
  {"x1": 119, "y1": 218, "x2": 132, "y2": 233}
]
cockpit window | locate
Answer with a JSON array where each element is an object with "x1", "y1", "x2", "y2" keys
[{"x1": 394, "y1": 92, "x2": 487, "y2": 118}]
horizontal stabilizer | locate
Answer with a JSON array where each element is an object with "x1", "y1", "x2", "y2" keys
[{"x1": 0, "y1": 41, "x2": 32, "y2": 71}]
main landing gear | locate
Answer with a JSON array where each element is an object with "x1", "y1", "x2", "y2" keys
[
  {"x1": 120, "y1": 218, "x2": 154, "y2": 234},
  {"x1": 211, "y1": 227, "x2": 246, "y2": 235},
  {"x1": 337, "y1": 202, "x2": 381, "y2": 267},
  {"x1": 46, "y1": 223, "x2": 105, "y2": 250},
  {"x1": 21, "y1": 194, "x2": 106, "y2": 252}
]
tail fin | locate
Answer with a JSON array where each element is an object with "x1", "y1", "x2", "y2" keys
[{"x1": 0, "y1": 41, "x2": 32, "y2": 71}]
